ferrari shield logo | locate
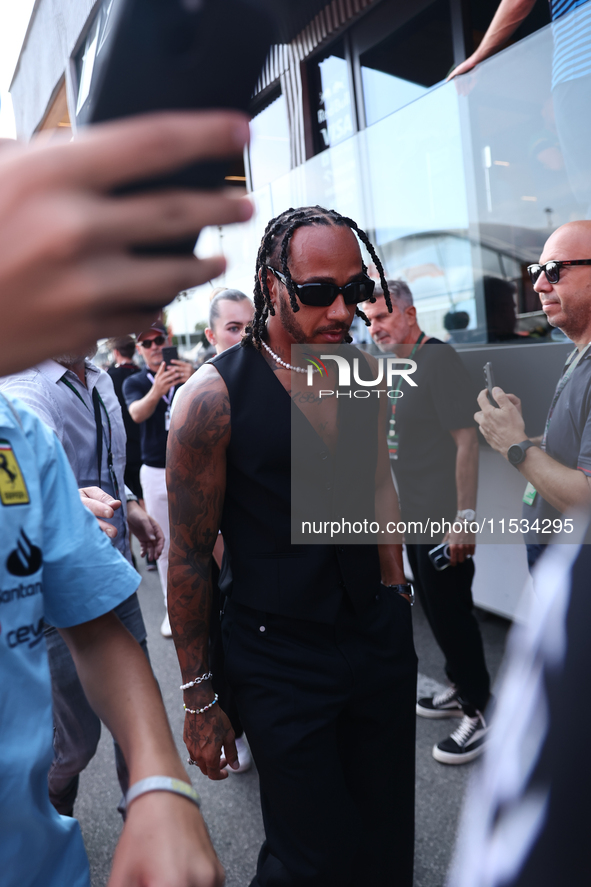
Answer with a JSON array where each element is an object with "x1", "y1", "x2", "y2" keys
[{"x1": 0, "y1": 439, "x2": 30, "y2": 506}]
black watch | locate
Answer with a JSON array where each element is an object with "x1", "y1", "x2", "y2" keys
[
  {"x1": 507, "y1": 439, "x2": 536, "y2": 467},
  {"x1": 381, "y1": 582, "x2": 415, "y2": 606}
]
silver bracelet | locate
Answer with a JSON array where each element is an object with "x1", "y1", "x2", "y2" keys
[
  {"x1": 180, "y1": 672, "x2": 213, "y2": 691},
  {"x1": 183, "y1": 693, "x2": 219, "y2": 715},
  {"x1": 125, "y1": 776, "x2": 200, "y2": 811}
]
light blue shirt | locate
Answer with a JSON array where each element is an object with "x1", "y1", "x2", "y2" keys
[
  {"x1": 0, "y1": 393, "x2": 140, "y2": 887},
  {"x1": 1, "y1": 360, "x2": 130, "y2": 562}
]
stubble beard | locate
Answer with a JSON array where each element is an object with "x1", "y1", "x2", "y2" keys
[
  {"x1": 277, "y1": 292, "x2": 351, "y2": 344},
  {"x1": 56, "y1": 344, "x2": 98, "y2": 366},
  {"x1": 551, "y1": 299, "x2": 589, "y2": 340},
  {"x1": 277, "y1": 291, "x2": 307, "y2": 344}
]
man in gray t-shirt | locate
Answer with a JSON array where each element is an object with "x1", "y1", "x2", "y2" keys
[{"x1": 476, "y1": 220, "x2": 591, "y2": 568}]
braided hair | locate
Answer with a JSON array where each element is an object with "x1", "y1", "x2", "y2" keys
[{"x1": 243, "y1": 205, "x2": 392, "y2": 348}]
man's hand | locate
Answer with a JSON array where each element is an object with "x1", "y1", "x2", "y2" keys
[
  {"x1": 444, "y1": 526, "x2": 476, "y2": 566},
  {"x1": 170, "y1": 358, "x2": 194, "y2": 385},
  {"x1": 151, "y1": 359, "x2": 192, "y2": 397},
  {"x1": 79, "y1": 486, "x2": 121, "y2": 538},
  {"x1": 0, "y1": 111, "x2": 252, "y2": 377},
  {"x1": 474, "y1": 387, "x2": 526, "y2": 457},
  {"x1": 183, "y1": 693, "x2": 238, "y2": 781},
  {"x1": 447, "y1": 55, "x2": 481, "y2": 80},
  {"x1": 109, "y1": 790, "x2": 224, "y2": 887},
  {"x1": 127, "y1": 500, "x2": 165, "y2": 561}
]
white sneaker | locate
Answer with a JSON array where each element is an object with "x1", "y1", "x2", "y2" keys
[
  {"x1": 228, "y1": 736, "x2": 252, "y2": 773},
  {"x1": 160, "y1": 612, "x2": 172, "y2": 638},
  {"x1": 416, "y1": 684, "x2": 463, "y2": 719},
  {"x1": 432, "y1": 712, "x2": 489, "y2": 764}
]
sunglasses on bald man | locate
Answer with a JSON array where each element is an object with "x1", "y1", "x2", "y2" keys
[{"x1": 527, "y1": 259, "x2": 591, "y2": 285}]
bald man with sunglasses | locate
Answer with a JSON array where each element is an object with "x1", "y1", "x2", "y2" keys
[{"x1": 475, "y1": 221, "x2": 591, "y2": 568}]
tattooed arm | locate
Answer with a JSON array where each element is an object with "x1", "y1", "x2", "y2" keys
[{"x1": 166, "y1": 364, "x2": 238, "y2": 780}]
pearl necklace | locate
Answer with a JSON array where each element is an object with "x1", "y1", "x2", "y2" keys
[{"x1": 261, "y1": 340, "x2": 318, "y2": 374}]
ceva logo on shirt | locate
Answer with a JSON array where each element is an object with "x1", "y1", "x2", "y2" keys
[{"x1": 6, "y1": 618, "x2": 44, "y2": 650}]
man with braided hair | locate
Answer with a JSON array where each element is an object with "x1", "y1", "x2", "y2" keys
[{"x1": 167, "y1": 206, "x2": 418, "y2": 887}]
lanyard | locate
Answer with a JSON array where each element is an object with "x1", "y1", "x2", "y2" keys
[
  {"x1": 388, "y1": 332, "x2": 426, "y2": 460},
  {"x1": 60, "y1": 377, "x2": 118, "y2": 497},
  {"x1": 541, "y1": 343, "x2": 591, "y2": 449}
]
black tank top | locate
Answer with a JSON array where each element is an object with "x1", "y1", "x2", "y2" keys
[{"x1": 211, "y1": 341, "x2": 381, "y2": 623}]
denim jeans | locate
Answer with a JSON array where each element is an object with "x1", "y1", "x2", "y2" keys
[{"x1": 44, "y1": 592, "x2": 148, "y2": 815}]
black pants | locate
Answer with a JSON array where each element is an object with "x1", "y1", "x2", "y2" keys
[
  {"x1": 406, "y1": 545, "x2": 490, "y2": 714},
  {"x1": 222, "y1": 591, "x2": 417, "y2": 887}
]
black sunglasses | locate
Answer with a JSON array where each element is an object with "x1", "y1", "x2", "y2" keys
[
  {"x1": 138, "y1": 335, "x2": 165, "y2": 348},
  {"x1": 527, "y1": 260, "x2": 591, "y2": 285},
  {"x1": 267, "y1": 266, "x2": 375, "y2": 307}
]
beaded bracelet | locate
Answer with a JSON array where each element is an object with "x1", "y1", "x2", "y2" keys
[
  {"x1": 183, "y1": 693, "x2": 219, "y2": 715},
  {"x1": 180, "y1": 672, "x2": 213, "y2": 691}
]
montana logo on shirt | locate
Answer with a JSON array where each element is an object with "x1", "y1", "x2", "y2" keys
[{"x1": 0, "y1": 440, "x2": 30, "y2": 506}]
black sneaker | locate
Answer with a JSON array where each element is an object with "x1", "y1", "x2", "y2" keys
[
  {"x1": 416, "y1": 685, "x2": 463, "y2": 719},
  {"x1": 432, "y1": 712, "x2": 489, "y2": 764}
]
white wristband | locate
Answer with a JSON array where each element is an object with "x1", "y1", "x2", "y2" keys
[{"x1": 125, "y1": 776, "x2": 200, "y2": 811}]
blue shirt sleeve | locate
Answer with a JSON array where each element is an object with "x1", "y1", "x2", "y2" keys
[{"x1": 18, "y1": 404, "x2": 140, "y2": 627}]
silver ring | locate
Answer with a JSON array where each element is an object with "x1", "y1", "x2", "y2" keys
[{"x1": 187, "y1": 757, "x2": 198, "y2": 766}]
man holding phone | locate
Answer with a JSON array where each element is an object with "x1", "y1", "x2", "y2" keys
[
  {"x1": 476, "y1": 220, "x2": 591, "y2": 569},
  {"x1": 124, "y1": 322, "x2": 193, "y2": 636},
  {"x1": 363, "y1": 281, "x2": 492, "y2": 765}
]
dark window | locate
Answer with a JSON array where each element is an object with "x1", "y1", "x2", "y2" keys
[
  {"x1": 307, "y1": 39, "x2": 356, "y2": 154},
  {"x1": 359, "y1": 0, "x2": 454, "y2": 127},
  {"x1": 73, "y1": 0, "x2": 116, "y2": 119},
  {"x1": 469, "y1": 0, "x2": 550, "y2": 56}
]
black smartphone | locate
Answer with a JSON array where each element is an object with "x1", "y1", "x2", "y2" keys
[
  {"x1": 76, "y1": 0, "x2": 276, "y2": 253},
  {"x1": 428, "y1": 543, "x2": 451, "y2": 571},
  {"x1": 484, "y1": 361, "x2": 500, "y2": 408},
  {"x1": 162, "y1": 346, "x2": 178, "y2": 366}
]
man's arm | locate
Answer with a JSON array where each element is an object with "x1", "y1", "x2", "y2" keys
[
  {"x1": 0, "y1": 111, "x2": 251, "y2": 377},
  {"x1": 446, "y1": 427, "x2": 479, "y2": 565},
  {"x1": 475, "y1": 387, "x2": 591, "y2": 512},
  {"x1": 59, "y1": 612, "x2": 224, "y2": 887},
  {"x1": 127, "y1": 362, "x2": 181, "y2": 423},
  {"x1": 127, "y1": 499, "x2": 165, "y2": 561},
  {"x1": 166, "y1": 365, "x2": 238, "y2": 780},
  {"x1": 448, "y1": 0, "x2": 537, "y2": 78}
]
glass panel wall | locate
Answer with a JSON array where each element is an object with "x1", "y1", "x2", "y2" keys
[
  {"x1": 248, "y1": 92, "x2": 291, "y2": 191},
  {"x1": 170, "y1": 7, "x2": 591, "y2": 349}
]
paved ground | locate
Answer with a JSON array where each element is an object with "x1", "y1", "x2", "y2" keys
[{"x1": 76, "y1": 548, "x2": 511, "y2": 886}]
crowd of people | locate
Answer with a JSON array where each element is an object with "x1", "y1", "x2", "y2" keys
[{"x1": 1, "y1": 0, "x2": 591, "y2": 883}]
